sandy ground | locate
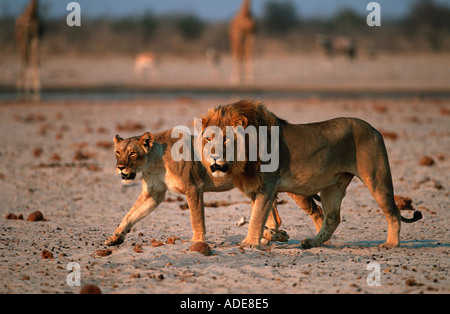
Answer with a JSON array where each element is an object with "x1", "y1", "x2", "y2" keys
[
  {"x1": 0, "y1": 94, "x2": 449, "y2": 294},
  {"x1": 1, "y1": 54, "x2": 450, "y2": 91}
]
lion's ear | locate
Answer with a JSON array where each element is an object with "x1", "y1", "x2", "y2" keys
[
  {"x1": 139, "y1": 132, "x2": 154, "y2": 152},
  {"x1": 114, "y1": 134, "x2": 123, "y2": 144},
  {"x1": 233, "y1": 116, "x2": 248, "y2": 128}
]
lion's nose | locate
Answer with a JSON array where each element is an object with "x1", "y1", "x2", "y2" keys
[{"x1": 117, "y1": 166, "x2": 126, "y2": 171}]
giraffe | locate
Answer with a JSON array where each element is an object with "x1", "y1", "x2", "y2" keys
[
  {"x1": 229, "y1": 0, "x2": 256, "y2": 85},
  {"x1": 16, "y1": 0, "x2": 42, "y2": 101}
]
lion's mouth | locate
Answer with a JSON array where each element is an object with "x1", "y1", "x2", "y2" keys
[
  {"x1": 210, "y1": 163, "x2": 229, "y2": 173},
  {"x1": 121, "y1": 172, "x2": 136, "y2": 181}
]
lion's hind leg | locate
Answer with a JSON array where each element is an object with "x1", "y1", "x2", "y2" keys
[
  {"x1": 355, "y1": 124, "x2": 404, "y2": 248},
  {"x1": 301, "y1": 174, "x2": 353, "y2": 249},
  {"x1": 288, "y1": 193, "x2": 323, "y2": 233},
  {"x1": 368, "y1": 186, "x2": 401, "y2": 249}
]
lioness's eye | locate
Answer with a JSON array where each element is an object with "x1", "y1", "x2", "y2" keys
[
  {"x1": 129, "y1": 152, "x2": 137, "y2": 157},
  {"x1": 205, "y1": 137, "x2": 212, "y2": 142},
  {"x1": 115, "y1": 151, "x2": 120, "y2": 157}
]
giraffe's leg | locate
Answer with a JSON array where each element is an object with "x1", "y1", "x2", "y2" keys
[
  {"x1": 243, "y1": 34, "x2": 255, "y2": 83},
  {"x1": 16, "y1": 64, "x2": 25, "y2": 99},
  {"x1": 24, "y1": 65, "x2": 33, "y2": 100},
  {"x1": 230, "y1": 35, "x2": 244, "y2": 85},
  {"x1": 30, "y1": 38, "x2": 40, "y2": 101}
]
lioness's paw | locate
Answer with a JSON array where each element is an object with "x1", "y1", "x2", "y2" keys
[
  {"x1": 263, "y1": 228, "x2": 290, "y2": 243},
  {"x1": 105, "y1": 234, "x2": 124, "y2": 246}
]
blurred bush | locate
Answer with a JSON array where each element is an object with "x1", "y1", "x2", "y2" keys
[
  {"x1": 402, "y1": 0, "x2": 450, "y2": 51},
  {"x1": 175, "y1": 14, "x2": 205, "y2": 40},
  {"x1": 0, "y1": 0, "x2": 449, "y2": 58},
  {"x1": 262, "y1": 0, "x2": 299, "y2": 34}
]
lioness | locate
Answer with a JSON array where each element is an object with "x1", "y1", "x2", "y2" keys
[
  {"x1": 198, "y1": 100, "x2": 422, "y2": 249},
  {"x1": 105, "y1": 129, "x2": 323, "y2": 246}
]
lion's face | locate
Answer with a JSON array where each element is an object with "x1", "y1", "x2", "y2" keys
[
  {"x1": 113, "y1": 132, "x2": 154, "y2": 185},
  {"x1": 198, "y1": 106, "x2": 249, "y2": 178},
  {"x1": 201, "y1": 132, "x2": 231, "y2": 178}
]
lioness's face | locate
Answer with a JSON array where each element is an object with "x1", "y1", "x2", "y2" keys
[{"x1": 114, "y1": 132, "x2": 154, "y2": 185}]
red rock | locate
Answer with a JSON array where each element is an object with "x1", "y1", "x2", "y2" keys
[
  {"x1": 394, "y1": 195, "x2": 414, "y2": 210},
  {"x1": 41, "y1": 249, "x2": 53, "y2": 259},
  {"x1": 166, "y1": 236, "x2": 180, "y2": 244},
  {"x1": 419, "y1": 156, "x2": 434, "y2": 166},
  {"x1": 151, "y1": 239, "x2": 164, "y2": 247},
  {"x1": 189, "y1": 242, "x2": 212, "y2": 256},
  {"x1": 95, "y1": 249, "x2": 112, "y2": 257},
  {"x1": 133, "y1": 244, "x2": 143, "y2": 253},
  {"x1": 80, "y1": 285, "x2": 102, "y2": 294},
  {"x1": 5, "y1": 213, "x2": 23, "y2": 220},
  {"x1": 27, "y1": 211, "x2": 45, "y2": 222}
]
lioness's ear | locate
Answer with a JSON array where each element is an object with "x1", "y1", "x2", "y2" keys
[
  {"x1": 114, "y1": 134, "x2": 123, "y2": 144},
  {"x1": 139, "y1": 132, "x2": 154, "y2": 152},
  {"x1": 233, "y1": 116, "x2": 248, "y2": 128}
]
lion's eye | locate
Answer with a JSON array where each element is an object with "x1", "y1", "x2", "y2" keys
[
  {"x1": 115, "y1": 151, "x2": 120, "y2": 157},
  {"x1": 205, "y1": 137, "x2": 212, "y2": 142},
  {"x1": 129, "y1": 152, "x2": 137, "y2": 157}
]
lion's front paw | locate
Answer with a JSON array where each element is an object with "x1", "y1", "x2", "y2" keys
[
  {"x1": 378, "y1": 242, "x2": 399, "y2": 249},
  {"x1": 263, "y1": 228, "x2": 290, "y2": 243},
  {"x1": 105, "y1": 233, "x2": 125, "y2": 246},
  {"x1": 301, "y1": 237, "x2": 318, "y2": 250}
]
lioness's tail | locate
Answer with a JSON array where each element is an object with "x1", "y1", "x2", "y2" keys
[{"x1": 401, "y1": 210, "x2": 422, "y2": 223}]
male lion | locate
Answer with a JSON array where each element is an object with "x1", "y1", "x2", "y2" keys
[
  {"x1": 105, "y1": 129, "x2": 323, "y2": 246},
  {"x1": 198, "y1": 100, "x2": 422, "y2": 249}
]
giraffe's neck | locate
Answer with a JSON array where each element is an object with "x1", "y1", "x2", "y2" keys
[{"x1": 24, "y1": 0, "x2": 38, "y2": 19}]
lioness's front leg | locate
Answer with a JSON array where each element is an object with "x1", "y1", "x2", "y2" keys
[
  {"x1": 242, "y1": 188, "x2": 276, "y2": 249},
  {"x1": 185, "y1": 190, "x2": 206, "y2": 243},
  {"x1": 105, "y1": 190, "x2": 165, "y2": 246}
]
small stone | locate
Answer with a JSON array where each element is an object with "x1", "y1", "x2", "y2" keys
[
  {"x1": 189, "y1": 242, "x2": 212, "y2": 256},
  {"x1": 27, "y1": 211, "x2": 45, "y2": 222},
  {"x1": 5, "y1": 213, "x2": 23, "y2": 220},
  {"x1": 133, "y1": 244, "x2": 143, "y2": 253},
  {"x1": 419, "y1": 156, "x2": 434, "y2": 166},
  {"x1": 41, "y1": 249, "x2": 53, "y2": 259},
  {"x1": 95, "y1": 249, "x2": 112, "y2": 257},
  {"x1": 80, "y1": 285, "x2": 102, "y2": 294}
]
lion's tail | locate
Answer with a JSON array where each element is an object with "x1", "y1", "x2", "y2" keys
[{"x1": 400, "y1": 210, "x2": 422, "y2": 223}]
